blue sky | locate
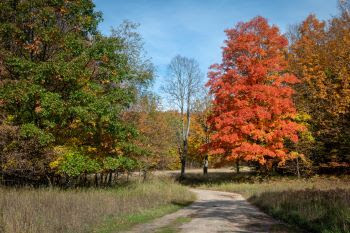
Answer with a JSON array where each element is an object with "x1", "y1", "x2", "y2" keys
[{"x1": 94, "y1": 0, "x2": 339, "y2": 93}]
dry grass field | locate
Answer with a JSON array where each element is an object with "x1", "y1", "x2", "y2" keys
[{"x1": 0, "y1": 178, "x2": 195, "y2": 233}]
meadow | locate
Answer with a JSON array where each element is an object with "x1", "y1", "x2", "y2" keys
[{"x1": 0, "y1": 177, "x2": 195, "y2": 233}]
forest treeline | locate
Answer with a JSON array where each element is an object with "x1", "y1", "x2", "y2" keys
[{"x1": 0, "y1": 0, "x2": 349, "y2": 186}]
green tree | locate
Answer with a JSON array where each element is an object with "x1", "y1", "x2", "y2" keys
[{"x1": 0, "y1": 0, "x2": 153, "y2": 184}]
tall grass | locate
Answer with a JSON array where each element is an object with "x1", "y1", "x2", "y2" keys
[
  {"x1": 198, "y1": 175, "x2": 350, "y2": 197},
  {"x1": 197, "y1": 175, "x2": 350, "y2": 233},
  {"x1": 0, "y1": 178, "x2": 195, "y2": 233},
  {"x1": 250, "y1": 189, "x2": 350, "y2": 233}
]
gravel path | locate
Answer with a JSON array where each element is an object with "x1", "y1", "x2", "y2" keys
[{"x1": 124, "y1": 189, "x2": 283, "y2": 233}]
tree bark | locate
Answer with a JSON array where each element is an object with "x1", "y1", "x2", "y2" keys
[
  {"x1": 108, "y1": 172, "x2": 113, "y2": 186},
  {"x1": 94, "y1": 173, "x2": 98, "y2": 187},
  {"x1": 100, "y1": 173, "x2": 104, "y2": 186},
  {"x1": 203, "y1": 155, "x2": 208, "y2": 175},
  {"x1": 46, "y1": 175, "x2": 52, "y2": 187},
  {"x1": 83, "y1": 172, "x2": 87, "y2": 186},
  {"x1": 296, "y1": 157, "x2": 301, "y2": 179},
  {"x1": 104, "y1": 173, "x2": 108, "y2": 184},
  {"x1": 180, "y1": 139, "x2": 188, "y2": 178},
  {"x1": 180, "y1": 157, "x2": 186, "y2": 178}
]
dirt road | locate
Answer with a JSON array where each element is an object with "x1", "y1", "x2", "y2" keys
[{"x1": 124, "y1": 189, "x2": 287, "y2": 233}]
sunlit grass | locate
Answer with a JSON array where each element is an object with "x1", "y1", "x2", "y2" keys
[
  {"x1": 0, "y1": 177, "x2": 195, "y2": 233},
  {"x1": 195, "y1": 174, "x2": 350, "y2": 233}
]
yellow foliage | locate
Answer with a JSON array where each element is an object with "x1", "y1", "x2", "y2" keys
[
  {"x1": 87, "y1": 146, "x2": 97, "y2": 153},
  {"x1": 50, "y1": 146, "x2": 69, "y2": 170},
  {"x1": 49, "y1": 158, "x2": 62, "y2": 169},
  {"x1": 6, "y1": 115, "x2": 14, "y2": 123}
]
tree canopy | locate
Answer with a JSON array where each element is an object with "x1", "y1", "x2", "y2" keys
[
  {"x1": 205, "y1": 17, "x2": 305, "y2": 169},
  {"x1": 0, "y1": 0, "x2": 153, "y2": 184}
]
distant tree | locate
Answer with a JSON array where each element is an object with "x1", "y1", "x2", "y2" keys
[
  {"x1": 188, "y1": 90, "x2": 212, "y2": 174},
  {"x1": 206, "y1": 17, "x2": 305, "y2": 170},
  {"x1": 288, "y1": 10, "x2": 350, "y2": 169},
  {"x1": 162, "y1": 55, "x2": 202, "y2": 177},
  {"x1": 124, "y1": 93, "x2": 179, "y2": 170},
  {"x1": 339, "y1": 0, "x2": 350, "y2": 15}
]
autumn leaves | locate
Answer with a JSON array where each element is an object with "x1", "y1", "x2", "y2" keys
[
  {"x1": 205, "y1": 17, "x2": 305, "y2": 169},
  {"x1": 205, "y1": 5, "x2": 350, "y2": 172}
]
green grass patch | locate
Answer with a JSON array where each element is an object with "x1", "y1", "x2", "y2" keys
[
  {"x1": 94, "y1": 204, "x2": 189, "y2": 233},
  {"x1": 155, "y1": 216, "x2": 192, "y2": 233},
  {"x1": 155, "y1": 226, "x2": 177, "y2": 233}
]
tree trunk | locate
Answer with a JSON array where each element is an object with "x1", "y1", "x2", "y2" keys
[
  {"x1": 142, "y1": 169, "x2": 147, "y2": 182},
  {"x1": 180, "y1": 92, "x2": 191, "y2": 179},
  {"x1": 180, "y1": 139, "x2": 188, "y2": 178},
  {"x1": 104, "y1": 173, "x2": 108, "y2": 184},
  {"x1": 100, "y1": 173, "x2": 104, "y2": 186},
  {"x1": 46, "y1": 175, "x2": 53, "y2": 187},
  {"x1": 94, "y1": 173, "x2": 98, "y2": 187},
  {"x1": 113, "y1": 172, "x2": 117, "y2": 183},
  {"x1": 108, "y1": 172, "x2": 113, "y2": 186},
  {"x1": 203, "y1": 155, "x2": 208, "y2": 175},
  {"x1": 296, "y1": 157, "x2": 301, "y2": 179},
  {"x1": 180, "y1": 158, "x2": 186, "y2": 178},
  {"x1": 236, "y1": 159, "x2": 240, "y2": 174}
]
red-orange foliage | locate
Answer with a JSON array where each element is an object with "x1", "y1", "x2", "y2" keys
[{"x1": 206, "y1": 17, "x2": 305, "y2": 166}]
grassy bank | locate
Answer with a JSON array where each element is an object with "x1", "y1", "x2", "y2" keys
[
  {"x1": 0, "y1": 178, "x2": 195, "y2": 233},
  {"x1": 194, "y1": 173, "x2": 350, "y2": 233}
]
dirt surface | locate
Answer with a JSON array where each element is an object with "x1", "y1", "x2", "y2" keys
[{"x1": 123, "y1": 189, "x2": 287, "y2": 233}]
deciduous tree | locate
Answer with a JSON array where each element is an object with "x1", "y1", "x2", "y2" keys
[
  {"x1": 0, "y1": 0, "x2": 153, "y2": 184},
  {"x1": 206, "y1": 17, "x2": 305, "y2": 170},
  {"x1": 124, "y1": 93, "x2": 179, "y2": 170},
  {"x1": 288, "y1": 5, "x2": 350, "y2": 169},
  {"x1": 161, "y1": 55, "x2": 202, "y2": 177},
  {"x1": 188, "y1": 91, "x2": 212, "y2": 174}
]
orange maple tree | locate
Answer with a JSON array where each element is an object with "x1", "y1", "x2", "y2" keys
[{"x1": 205, "y1": 17, "x2": 305, "y2": 167}]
